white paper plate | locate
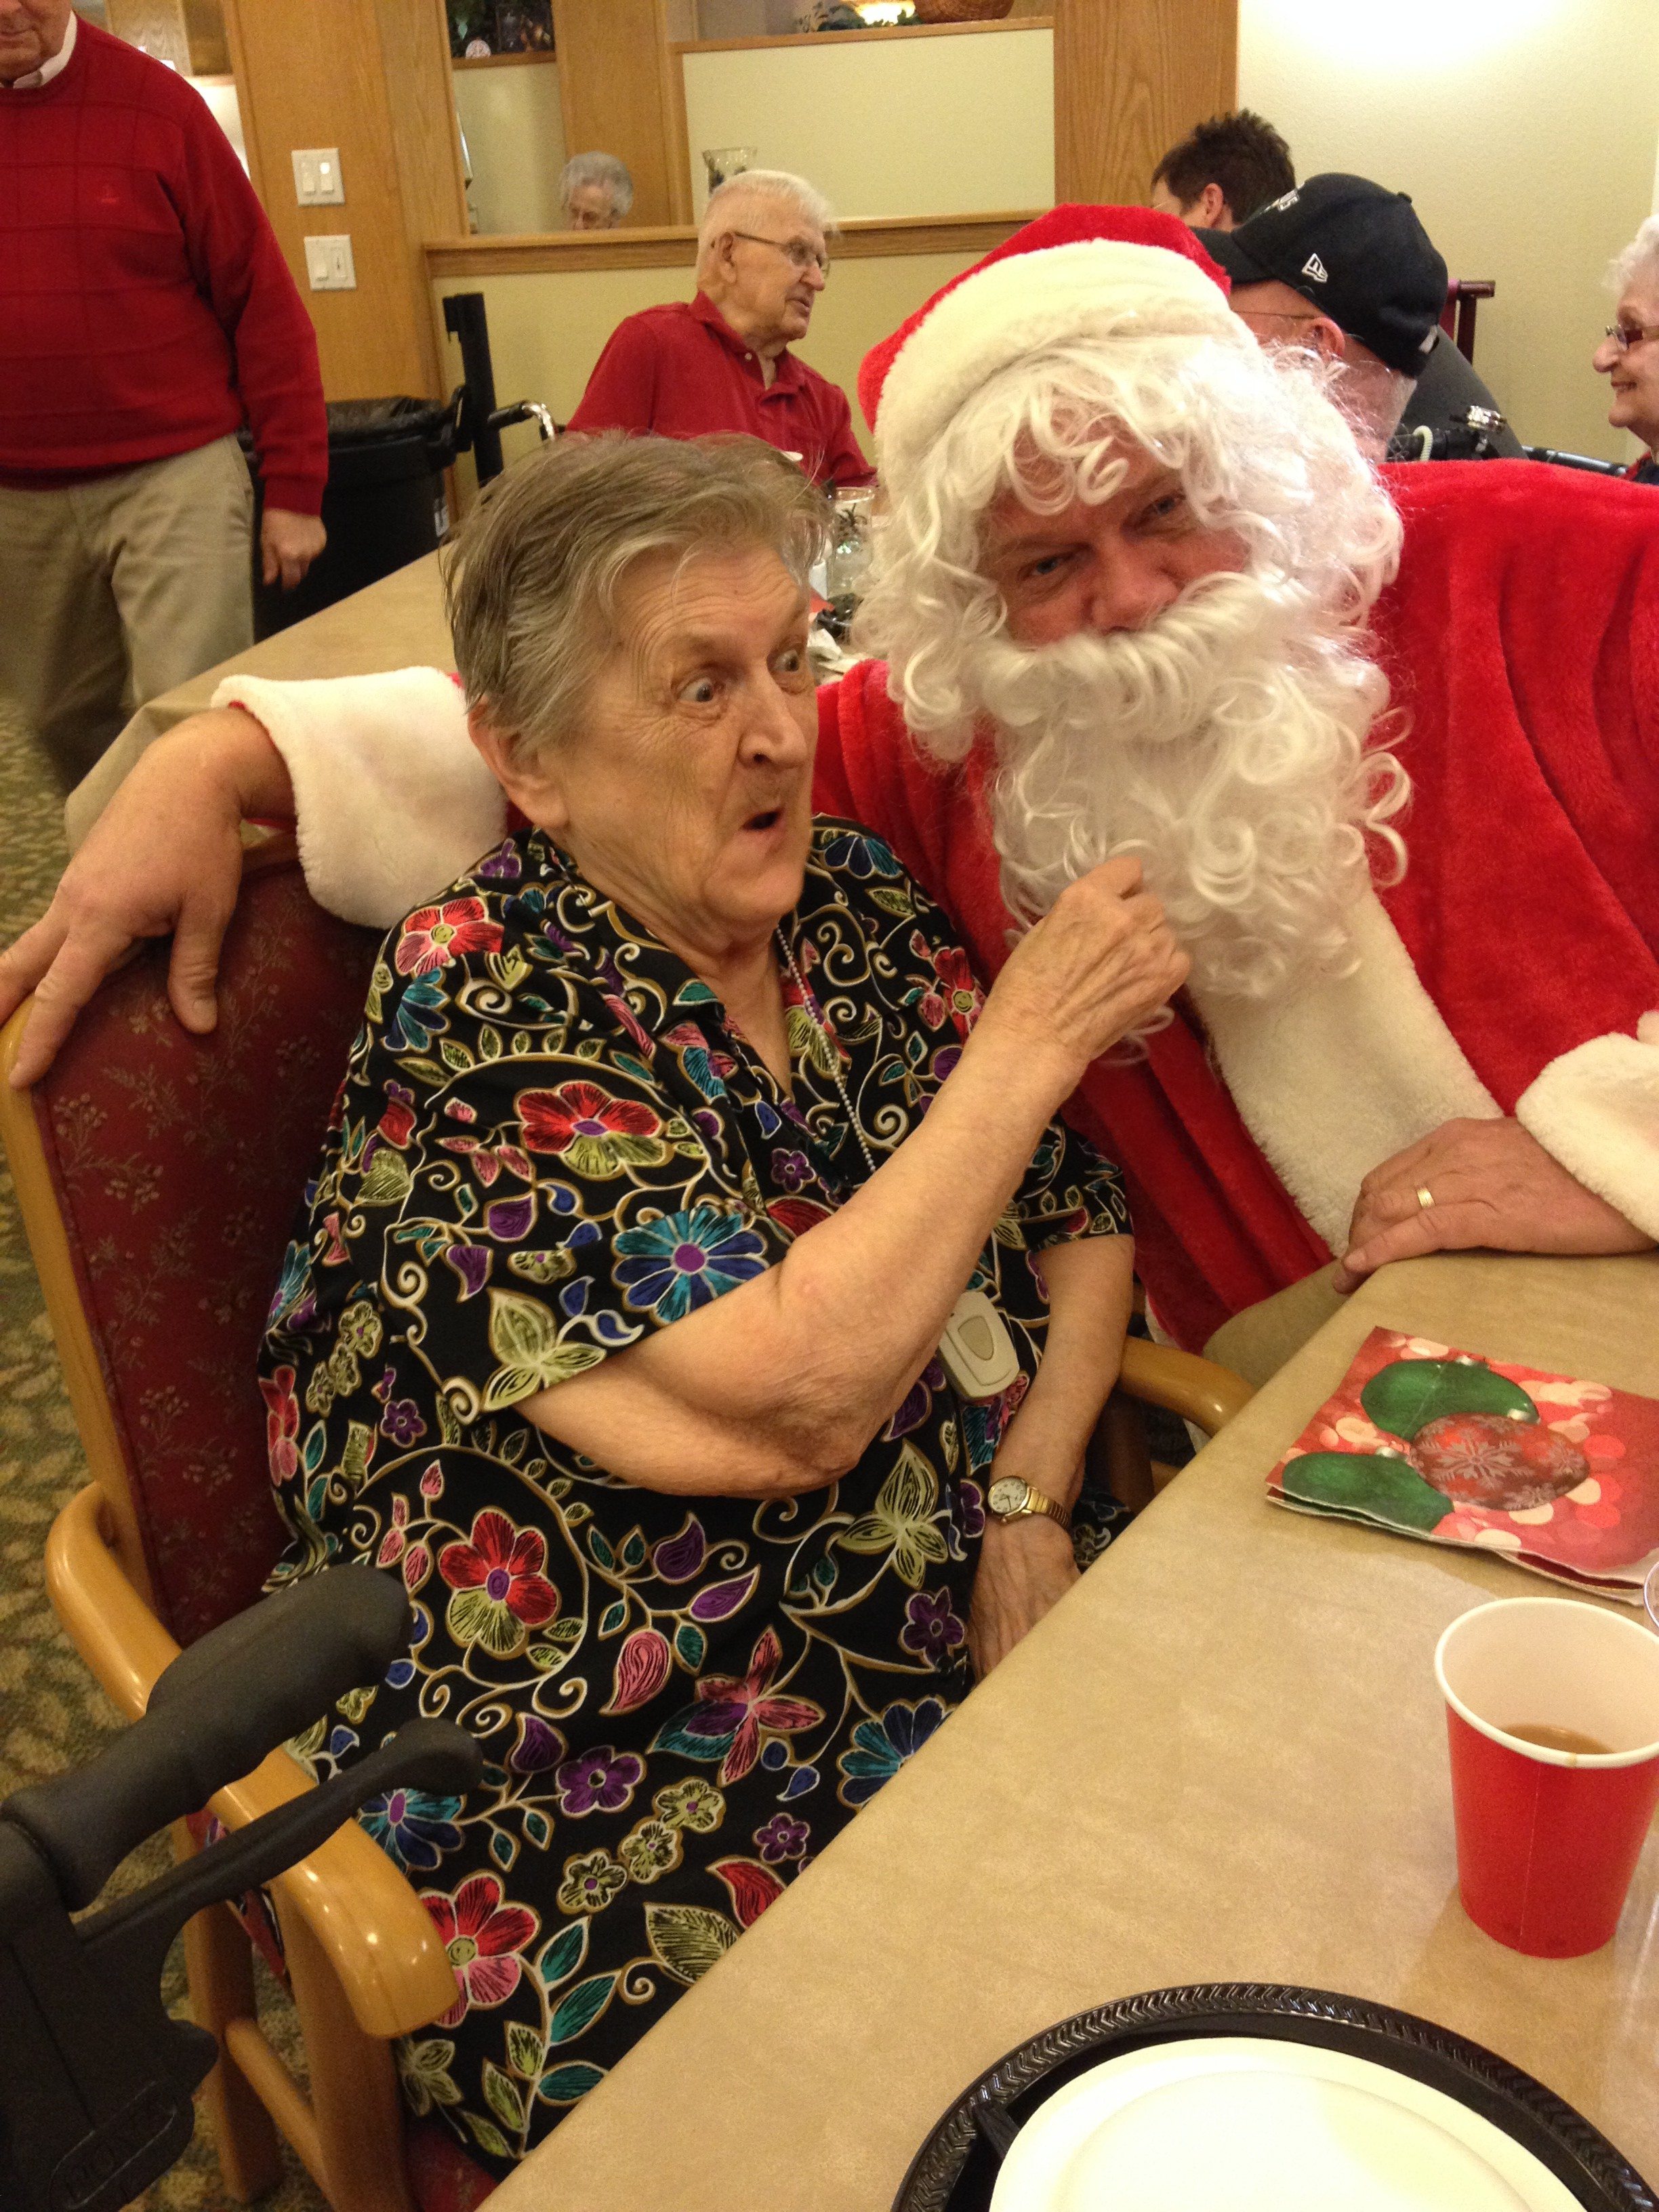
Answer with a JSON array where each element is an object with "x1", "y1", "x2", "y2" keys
[{"x1": 988, "y1": 2034, "x2": 1585, "y2": 2212}]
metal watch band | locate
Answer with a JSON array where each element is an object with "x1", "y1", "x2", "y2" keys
[{"x1": 1021, "y1": 1486, "x2": 1072, "y2": 1535}]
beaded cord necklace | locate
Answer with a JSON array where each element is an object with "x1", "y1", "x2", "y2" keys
[
  {"x1": 775, "y1": 933, "x2": 1024, "y2": 1404},
  {"x1": 775, "y1": 927, "x2": 878, "y2": 1179}
]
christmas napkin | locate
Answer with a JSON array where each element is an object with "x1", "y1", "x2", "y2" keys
[{"x1": 1267, "y1": 1328, "x2": 1659, "y2": 1601}]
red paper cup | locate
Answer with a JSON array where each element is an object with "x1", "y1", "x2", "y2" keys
[{"x1": 1435, "y1": 1598, "x2": 1659, "y2": 1957}]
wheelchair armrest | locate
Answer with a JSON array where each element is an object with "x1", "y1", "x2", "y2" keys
[
  {"x1": 46, "y1": 1483, "x2": 457, "y2": 2039},
  {"x1": 1118, "y1": 1338, "x2": 1254, "y2": 1437}
]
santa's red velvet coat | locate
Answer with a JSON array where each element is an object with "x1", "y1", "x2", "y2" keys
[
  {"x1": 812, "y1": 462, "x2": 1659, "y2": 1349},
  {"x1": 213, "y1": 462, "x2": 1659, "y2": 1355}
]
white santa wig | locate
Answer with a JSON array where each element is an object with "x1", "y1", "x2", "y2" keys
[{"x1": 854, "y1": 213, "x2": 1412, "y2": 1003}]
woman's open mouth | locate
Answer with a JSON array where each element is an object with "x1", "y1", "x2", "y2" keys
[{"x1": 742, "y1": 807, "x2": 783, "y2": 834}]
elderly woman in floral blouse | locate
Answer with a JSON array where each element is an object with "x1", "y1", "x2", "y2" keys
[{"x1": 261, "y1": 433, "x2": 1185, "y2": 2173}]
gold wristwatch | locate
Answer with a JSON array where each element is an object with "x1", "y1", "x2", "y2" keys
[{"x1": 985, "y1": 1475, "x2": 1071, "y2": 1534}]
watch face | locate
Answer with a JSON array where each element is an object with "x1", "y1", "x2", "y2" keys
[{"x1": 987, "y1": 1477, "x2": 1029, "y2": 1517}]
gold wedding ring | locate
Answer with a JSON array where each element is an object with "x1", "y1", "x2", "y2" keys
[{"x1": 1416, "y1": 1185, "x2": 1435, "y2": 1211}]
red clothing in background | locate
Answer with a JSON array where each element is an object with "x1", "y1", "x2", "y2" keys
[
  {"x1": 0, "y1": 18, "x2": 325, "y2": 511},
  {"x1": 567, "y1": 291, "x2": 874, "y2": 488}
]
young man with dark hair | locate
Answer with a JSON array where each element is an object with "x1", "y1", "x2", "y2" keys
[{"x1": 1149, "y1": 109, "x2": 1295, "y2": 232}]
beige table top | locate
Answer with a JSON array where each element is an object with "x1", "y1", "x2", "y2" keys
[
  {"x1": 66, "y1": 553, "x2": 453, "y2": 844},
  {"x1": 494, "y1": 1249, "x2": 1659, "y2": 2211}
]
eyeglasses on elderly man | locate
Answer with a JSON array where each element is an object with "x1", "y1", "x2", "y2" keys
[
  {"x1": 208, "y1": 432, "x2": 1179, "y2": 2173},
  {"x1": 727, "y1": 227, "x2": 833, "y2": 276}
]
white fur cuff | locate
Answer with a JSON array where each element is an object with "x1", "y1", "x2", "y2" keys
[
  {"x1": 1515, "y1": 1014, "x2": 1659, "y2": 1242},
  {"x1": 211, "y1": 669, "x2": 504, "y2": 929},
  {"x1": 1193, "y1": 890, "x2": 1500, "y2": 1254}
]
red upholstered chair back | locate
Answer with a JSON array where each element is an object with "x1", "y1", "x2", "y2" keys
[{"x1": 17, "y1": 859, "x2": 380, "y2": 1645}]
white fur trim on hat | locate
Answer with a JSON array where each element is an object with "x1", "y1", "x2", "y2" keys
[{"x1": 874, "y1": 239, "x2": 1246, "y2": 496}]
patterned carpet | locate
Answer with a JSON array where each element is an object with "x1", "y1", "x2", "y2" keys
[{"x1": 0, "y1": 708, "x2": 326, "y2": 2212}]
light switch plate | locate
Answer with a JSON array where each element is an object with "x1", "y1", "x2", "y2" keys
[
  {"x1": 291, "y1": 148, "x2": 344, "y2": 206},
  {"x1": 304, "y1": 234, "x2": 356, "y2": 291}
]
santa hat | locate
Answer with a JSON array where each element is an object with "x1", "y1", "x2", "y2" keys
[{"x1": 859, "y1": 205, "x2": 1244, "y2": 497}]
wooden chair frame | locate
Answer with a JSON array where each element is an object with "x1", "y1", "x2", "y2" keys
[
  {"x1": 0, "y1": 972, "x2": 1252, "y2": 2207},
  {"x1": 1, "y1": 1006, "x2": 456, "y2": 2212}
]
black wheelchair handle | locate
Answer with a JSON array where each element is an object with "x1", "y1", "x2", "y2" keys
[
  {"x1": 74, "y1": 1717, "x2": 484, "y2": 1969},
  {"x1": 0, "y1": 1568, "x2": 482, "y2": 2212},
  {"x1": 0, "y1": 1713, "x2": 482, "y2": 2212},
  {"x1": 7, "y1": 1564, "x2": 414, "y2": 1907}
]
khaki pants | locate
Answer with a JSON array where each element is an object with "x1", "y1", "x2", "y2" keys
[{"x1": 0, "y1": 435, "x2": 254, "y2": 790}]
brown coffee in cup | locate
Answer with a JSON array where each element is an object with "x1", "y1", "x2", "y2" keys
[{"x1": 1504, "y1": 1723, "x2": 1612, "y2": 1756}]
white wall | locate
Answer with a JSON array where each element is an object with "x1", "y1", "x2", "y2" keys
[
  {"x1": 680, "y1": 28, "x2": 1053, "y2": 221},
  {"x1": 1240, "y1": 0, "x2": 1659, "y2": 457},
  {"x1": 193, "y1": 75, "x2": 247, "y2": 173},
  {"x1": 453, "y1": 60, "x2": 567, "y2": 235}
]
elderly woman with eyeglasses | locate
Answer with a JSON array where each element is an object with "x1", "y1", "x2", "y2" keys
[
  {"x1": 1595, "y1": 216, "x2": 1659, "y2": 482},
  {"x1": 262, "y1": 433, "x2": 1184, "y2": 2171}
]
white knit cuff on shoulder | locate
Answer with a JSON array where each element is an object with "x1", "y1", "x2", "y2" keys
[
  {"x1": 1515, "y1": 1012, "x2": 1659, "y2": 1241},
  {"x1": 211, "y1": 668, "x2": 504, "y2": 930}
]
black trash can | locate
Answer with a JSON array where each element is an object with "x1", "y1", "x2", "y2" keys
[{"x1": 244, "y1": 396, "x2": 456, "y2": 639}]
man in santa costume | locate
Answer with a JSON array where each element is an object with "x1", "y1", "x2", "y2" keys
[{"x1": 3, "y1": 208, "x2": 1656, "y2": 1365}]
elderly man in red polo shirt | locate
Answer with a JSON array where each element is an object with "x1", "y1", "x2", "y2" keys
[{"x1": 567, "y1": 167, "x2": 874, "y2": 489}]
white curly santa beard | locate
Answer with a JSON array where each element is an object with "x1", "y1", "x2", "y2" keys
[{"x1": 958, "y1": 569, "x2": 1398, "y2": 1004}]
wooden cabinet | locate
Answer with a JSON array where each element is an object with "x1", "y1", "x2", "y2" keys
[
  {"x1": 1053, "y1": 0, "x2": 1237, "y2": 207},
  {"x1": 552, "y1": 0, "x2": 695, "y2": 225},
  {"x1": 222, "y1": 0, "x2": 468, "y2": 398}
]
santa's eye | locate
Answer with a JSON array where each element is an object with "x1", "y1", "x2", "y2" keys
[
  {"x1": 1021, "y1": 550, "x2": 1077, "y2": 582},
  {"x1": 1140, "y1": 491, "x2": 1189, "y2": 528}
]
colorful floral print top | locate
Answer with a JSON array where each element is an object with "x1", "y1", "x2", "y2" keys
[{"x1": 260, "y1": 819, "x2": 1128, "y2": 2174}]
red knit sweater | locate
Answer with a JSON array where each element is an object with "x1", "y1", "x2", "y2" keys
[{"x1": 0, "y1": 20, "x2": 326, "y2": 512}]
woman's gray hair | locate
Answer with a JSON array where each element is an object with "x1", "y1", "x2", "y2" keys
[
  {"x1": 445, "y1": 434, "x2": 828, "y2": 760},
  {"x1": 1610, "y1": 213, "x2": 1659, "y2": 294},
  {"x1": 697, "y1": 169, "x2": 836, "y2": 278},
  {"x1": 560, "y1": 150, "x2": 634, "y2": 220}
]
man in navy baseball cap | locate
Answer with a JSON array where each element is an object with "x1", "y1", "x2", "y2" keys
[
  {"x1": 1197, "y1": 172, "x2": 1517, "y2": 459},
  {"x1": 1200, "y1": 175, "x2": 1444, "y2": 368}
]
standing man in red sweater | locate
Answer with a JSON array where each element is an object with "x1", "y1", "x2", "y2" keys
[
  {"x1": 567, "y1": 168, "x2": 874, "y2": 490},
  {"x1": 0, "y1": 0, "x2": 328, "y2": 785}
]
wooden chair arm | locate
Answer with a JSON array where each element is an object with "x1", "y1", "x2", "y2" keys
[
  {"x1": 0, "y1": 1009, "x2": 158, "y2": 1605},
  {"x1": 46, "y1": 1483, "x2": 457, "y2": 2040},
  {"x1": 1118, "y1": 1337, "x2": 1254, "y2": 1437}
]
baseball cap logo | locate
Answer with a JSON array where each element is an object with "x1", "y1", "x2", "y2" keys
[
  {"x1": 1301, "y1": 252, "x2": 1329, "y2": 283},
  {"x1": 1267, "y1": 190, "x2": 1299, "y2": 212}
]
